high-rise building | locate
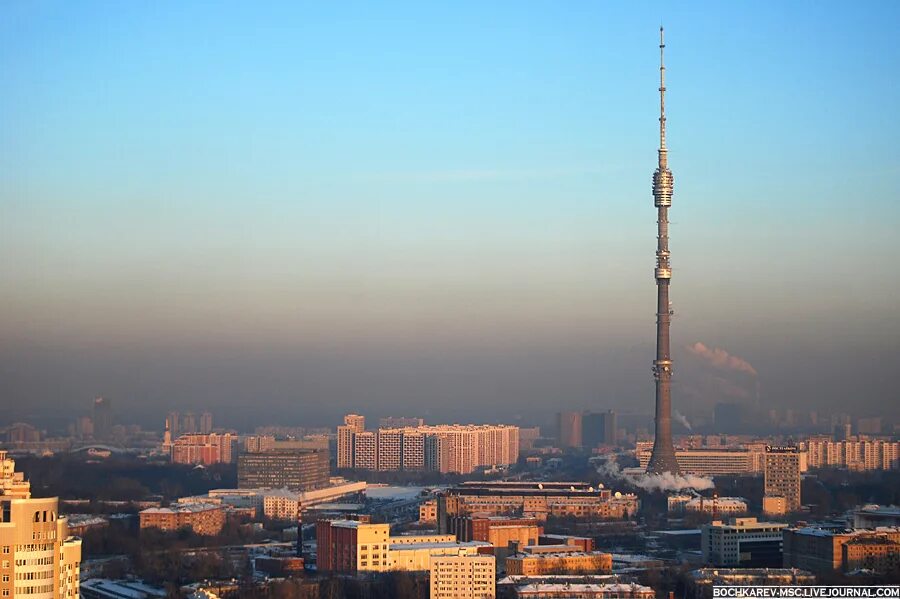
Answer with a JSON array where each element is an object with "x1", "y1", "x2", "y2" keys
[
  {"x1": 583, "y1": 410, "x2": 616, "y2": 449},
  {"x1": 646, "y1": 27, "x2": 680, "y2": 475},
  {"x1": 556, "y1": 412, "x2": 582, "y2": 448},
  {"x1": 237, "y1": 448, "x2": 329, "y2": 491},
  {"x1": 337, "y1": 414, "x2": 366, "y2": 469},
  {"x1": 92, "y1": 396, "x2": 113, "y2": 441},
  {"x1": 166, "y1": 411, "x2": 180, "y2": 437},
  {"x1": 181, "y1": 412, "x2": 197, "y2": 434},
  {"x1": 0, "y1": 451, "x2": 82, "y2": 598},
  {"x1": 764, "y1": 446, "x2": 801, "y2": 512},
  {"x1": 199, "y1": 412, "x2": 213, "y2": 434},
  {"x1": 430, "y1": 552, "x2": 496, "y2": 599},
  {"x1": 344, "y1": 423, "x2": 518, "y2": 475},
  {"x1": 353, "y1": 432, "x2": 378, "y2": 470}
]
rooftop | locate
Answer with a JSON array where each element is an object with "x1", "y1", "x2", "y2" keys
[
  {"x1": 390, "y1": 541, "x2": 490, "y2": 551},
  {"x1": 140, "y1": 503, "x2": 222, "y2": 515}
]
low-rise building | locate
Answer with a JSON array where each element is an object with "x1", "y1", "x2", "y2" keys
[
  {"x1": 139, "y1": 503, "x2": 225, "y2": 535},
  {"x1": 512, "y1": 582, "x2": 654, "y2": 598},
  {"x1": 419, "y1": 499, "x2": 438, "y2": 524},
  {"x1": 505, "y1": 549, "x2": 613, "y2": 576},
  {"x1": 687, "y1": 568, "x2": 815, "y2": 599},
  {"x1": 684, "y1": 496, "x2": 747, "y2": 516},
  {"x1": 783, "y1": 525, "x2": 900, "y2": 574},
  {"x1": 701, "y1": 517, "x2": 787, "y2": 567}
]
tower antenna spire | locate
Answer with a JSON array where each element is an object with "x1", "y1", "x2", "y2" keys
[{"x1": 659, "y1": 26, "x2": 667, "y2": 166}]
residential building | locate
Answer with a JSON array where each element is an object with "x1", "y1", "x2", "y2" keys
[
  {"x1": 683, "y1": 496, "x2": 747, "y2": 516},
  {"x1": 583, "y1": 411, "x2": 616, "y2": 449},
  {"x1": 801, "y1": 437, "x2": 900, "y2": 471},
  {"x1": 505, "y1": 549, "x2": 612, "y2": 576},
  {"x1": 170, "y1": 433, "x2": 236, "y2": 465},
  {"x1": 139, "y1": 503, "x2": 226, "y2": 535},
  {"x1": 0, "y1": 450, "x2": 82, "y2": 599},
  {"x1": 701, "y1": 517, "x2": 788, "y2": 567},
  {"x1": 92, "y1": 396, "x2": 113, "y2": 441},
  {"x1": 762, "y1": 495, "x2": 788, "y2": 517},
  {"x1": 430, "y1": 552, "x2": 495, "y2": 599},
  {"x1": 353, "y1": 432, "x2": 378, "y2": 470},
  {"x1": 199, "y1": 412, "x2": 213, "y2": 434},
  {"x1": 337, "y1": 414, "x2": 366, "y2": 469},
  {"x1": 765, "y1": 446, "x2": 801, "y2": 512},
  {"x1": 449, "y1": 515, "x2": 542, "y2": 548}
]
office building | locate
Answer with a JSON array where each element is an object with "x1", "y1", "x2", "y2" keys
[
  {"x1": 636, "y1": 442, "x2": 766, "y2": 476},
  {"x1": 783, "y1": 525, "x2": 900, "y2": 574},
  {"x1": 556, "y1": 412, "x2": 582, "y2": 448},
  {"x1": 765, "y1": 446, "x2": 801, "y2": 512},
  {"x1": 438, "y1": 482, "x2": 638, "y2": 527},
  {"x1": 430, "y1": 552, "x2": 495, "y2": 599},
  {"x1": 701, "y1": 517, "x2": 788, "y2": 567},
  {"x1": 0, "y1": 451, "x2": 82, "y2": 599},
  {"x1": 139, "y1": 503, "x2": 225, "y2": 536},
  {"x1": 170, "y1": 432, "x2": 236, "y2": 465},
  {"x1": 237, "y1": 448, "x2": 329, "y2": 491},
  {"x1": 583, "y1": 410, "x2": 616, "y2": 449},
  {"x1": 92, "y1": 396, "x2": 113, "y2": 441}
]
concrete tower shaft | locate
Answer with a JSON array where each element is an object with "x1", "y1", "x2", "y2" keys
[{"x1": 647, "y1": 27, "x2": 681, "y2": 475}]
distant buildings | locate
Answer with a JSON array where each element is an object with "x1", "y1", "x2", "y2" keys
[
  {"x1": 139, "y1": 503, "x2": 226, "y2": 535},
  {"x1": 701, "y1": 517, "x2": 788, "y2": 567},
  {"x1": 437, "y1": 482, "x2": 638, "y2": 528},
  {"x1": 379, "y1": 416, "x2": 424, "y2": 429},
  {"x1": 783, "y1": 525, "x2": 900, "y2": 574},
  {"x1": 430, "y1": 552, "x2": 495, "y2": 599},
  {"x1": 93, "y1": 396, "x2": 113, "y2": 441},
  {"x1": 801, "y1": 437, "x2": 900, "y2": 471},
  {"x1": 764, "y1": 446, "x2": 801, "y2": 512},
  {"x1": 237, "y1": 446, "x2": 329, "y2": 491},
  {"x1": 687, "y1": 569, "x2": 815, "y2": 599},
  {"x1": 170, "y1": 432, "x2": 236, "y2": 465},
  {"x1": 582, "y1": 411, "x2": 617, "y2": 449},
  {"x1": 511, "y1": 582, "x2": 653, "y2": 599},
  {"x1": 556, "y1": 412, "x2": 582, "y2": 448},
  {"x1": 336, "y1": 415, "x2": 519, "y2": 474},
  {"x1": 853, "y1": 504, "x2": 900, "y2": 529},
  {"x1": 667, "y1": 495, "x2": 747, "y2": 516},
  {"x1": 0, "y1": 450, "x2": 82, "y2": 598}
]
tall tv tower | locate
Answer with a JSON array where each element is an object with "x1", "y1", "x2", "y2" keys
[{"x1": 646, "y1": 27, "x2": 681, "y2": 475}]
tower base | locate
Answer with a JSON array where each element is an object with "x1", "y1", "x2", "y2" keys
[{"x1": 647, "y1": 444, "x2": 681, "y2": 475}]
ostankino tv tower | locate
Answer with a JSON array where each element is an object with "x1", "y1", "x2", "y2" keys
[{"x1": 646, "y1": 27, "x2": 681, "y2": 475}]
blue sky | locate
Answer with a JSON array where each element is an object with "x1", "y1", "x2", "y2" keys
[{"x1": 1, "y1": 2, "x2": 898, "y2": 425}]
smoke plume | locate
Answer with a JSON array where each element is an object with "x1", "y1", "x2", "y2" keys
[
  {"x1": 595, "y1": 457, "x2": 714, "y2": 492},
  {"x1": 674, "y1": 410, "x2": 692, "y2": 431},
  {"x1": 686, "y1": 342, "x2": 757, "y2": 376}
]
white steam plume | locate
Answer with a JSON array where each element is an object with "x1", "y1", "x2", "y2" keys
[
  {"x1": 674, "y1": 410, "x2": 692, "y2": 431},
  {"x1": 596, "y1": 457, "x2": 714, "y2": 492},
  {"x1": 686, "y1": 342, "x2": 757, "y2": 376}
]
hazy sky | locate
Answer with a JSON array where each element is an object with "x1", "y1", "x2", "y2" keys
[{"x1": 2, "y1": 2, "x2": 898, "y2": 429}]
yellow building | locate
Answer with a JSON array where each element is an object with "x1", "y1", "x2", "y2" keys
[
  {"x1": 505, "y1": 551, "x2": 612, "y2": 576},
  {"x1": 430, "y1": 552, "x2": 495, "y2": 599},
  {"x1": 0, "y1": 451, "x2": 82, "y2": 598}
]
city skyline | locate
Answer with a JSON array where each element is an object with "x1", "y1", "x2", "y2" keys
[{"x1": 2, "y1": 3, "x2": 899, "y2": 426}]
